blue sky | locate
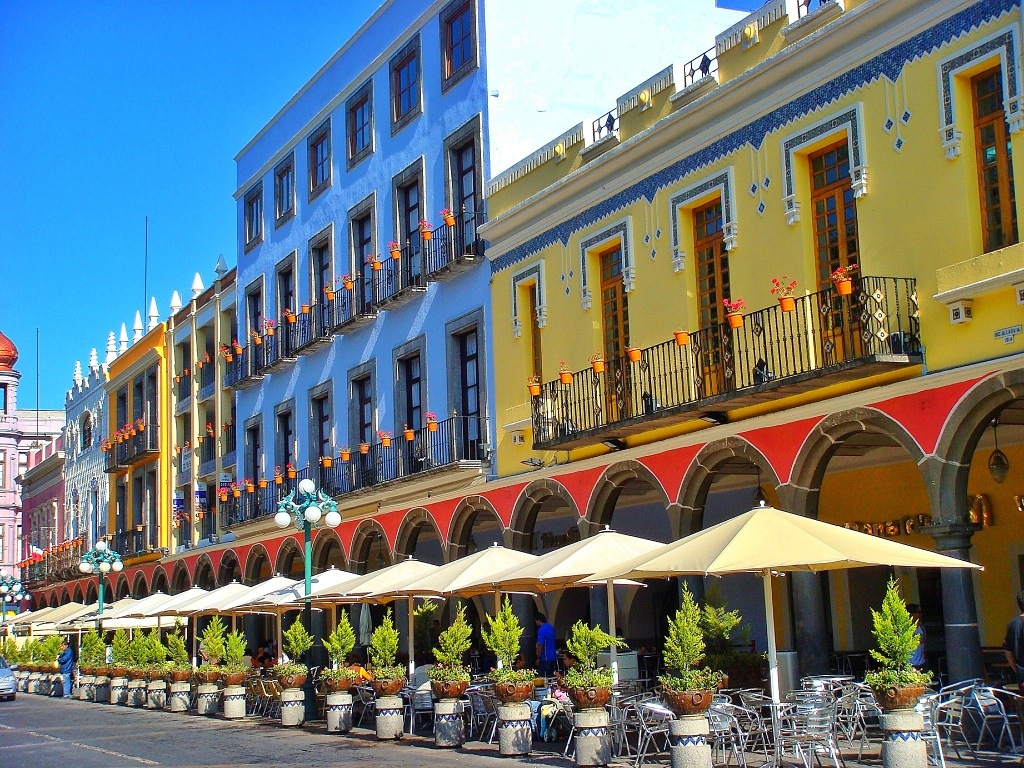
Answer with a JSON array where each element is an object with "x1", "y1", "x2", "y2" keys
[{"x1": 0, "y1": 0, "x2": 379, "y2": 409}]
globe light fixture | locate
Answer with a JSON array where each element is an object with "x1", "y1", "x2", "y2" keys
[
  {"x1": 0, "y1": 568, "x2": 29, "y2": 625},
  {"x1": 79, "y1": 539, "x2": 123, "y2": 627}
]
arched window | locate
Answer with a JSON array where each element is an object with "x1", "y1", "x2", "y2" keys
[{"x1": 81, "y1": 412, "x2": 92, "y2": 450}]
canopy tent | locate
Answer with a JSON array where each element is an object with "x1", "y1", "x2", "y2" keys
[
  {"x1": 19, "y1": 602, "x2": 88, "y2": 635},
  {"x1": 462, "y1": 527, "x2": 664, "y2": 683},
  {"x1": 60, "y1": 598, "x2": 140, "y2": 630},
  {"x1": 585, "y1": 503, "x2": 983, "y2": 701},
  {"x1": 6, "y1": 607, "x2": 53, "y2": 628},
  {"x1": 311, "y1": 558, "x2": 440, "y2": 676},
  {"x1": 164, "y1": 582, "x2": 251, "y2": 616},
  {"x1": 215, "y1": 576, "x2": 298, "y2": 614},
  {"x1": 120, "y1": 587, "x2": 209, "y2": 618},
  {"x1": 233, "y1": 568, "x2": 358, "y2": 610}
]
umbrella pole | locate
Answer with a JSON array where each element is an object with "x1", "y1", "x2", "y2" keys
[
  {"x1": 762, "y1": 570, "x2": 781, "y2": 702},
  {"x1": 492, "y1": 590, "x2": 499, "y2": 617},
  {"x1": 276, "y1": 609, "x2": 283, "y2": 663},
  {"x1": 607, "y1": 579, "x2": 618, "y2": 687},
  {"x1": 407, "y1": 596, "x2": 415, "y2": 678}
]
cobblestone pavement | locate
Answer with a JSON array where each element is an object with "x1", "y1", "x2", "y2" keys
[{"x1": 0, "y1": 694, "x2": 1019, "y2": 767}]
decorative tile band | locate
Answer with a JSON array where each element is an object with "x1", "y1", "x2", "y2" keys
[
  {"x1": 671, "y1": 735, "x2": 709, "y2": 746},
  {"x1": 377, "y1": 707, "x2": 404, "y2": 717},
  {"x1": 435, "y1": 712, "x2": 464, "y2": 723},
  {"x1": 511, "y1": 262, "x2": 546, "y2": 337},
  {"x1": 499, "y1": 718, "x2": 532, "y2": 728},
  {"x1": 580, "y1": 218, "x2": 632, "y2": 308},
  {"x1": 670, "y1": 168, "x2": 736, "y2": 271},
  {"x1": 491, "y1": 0, "x2": 1021, "y2": 275},
  {"x1": 884, "y1": 729, "x2": 923, "y2": 742},
  {"x1": 576, "y1": 726, "x2": 609, "y2": 737},
  {"x1": 328, "y1": 703, "x2": 352, "y2": 712},
  {"x1": 224, "y1": 693, "x2": 246, "y2": 702},
  {"x1": 281, "y1": 699, "x2": 305, "y2": 708}
]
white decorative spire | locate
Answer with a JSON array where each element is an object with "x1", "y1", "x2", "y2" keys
[
  {"x1": 119, "y1": 323, "x2": 129, "y2": 353},
  {"x1": 89, "y1": 348, "x2": 99, "y2": 371},
  {"x1": 73, "y1": 361, "x2": 82, "y2": 387},
  {"x1": 170, "y1": 290, "x2": 182, "y2": 314},
  {"x1": 106, "y1": 332, "x2": 117, "y2": 364},
  {"x1": 132, "y1": 311, "x2": 143, "y2": 343},
  {"x1": 148, "y1": 297, "x2": 159, "y2": 330},
  {"x1": 215, "y1": 254, "x2": 228, "y2": 279},
  {"x1": 191, "y1": 272, "x2": 204, "y2": 299}
]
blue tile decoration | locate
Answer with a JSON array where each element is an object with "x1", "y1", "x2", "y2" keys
[
  {"x1": 763, "y1": 176, "x2": 771, "y2": 189},
  {"x1": 749, "y1": 181, "x2": 758, "y2": 195},
  {"x1": 783, "y1": 107, "x2": 862, "y2": 199},
  {"x1": 656, "y1": 228, "x2": 661, "y2": 238},
  {"x1": 894, "y1": 136, "x2": 904, "y2": 152},
  {"x1": 758, "y1": 201, "x2": 766, "y2": 216},
  {"x1": 492, "y1": 0, "x2": 1020, "y2": 274},
  {"x1": 510, "y1": 263, "x2": 544, "y2": 334},
  {"x1": 650, "y1": 248, "x2": 657, "y2": 259},
  {"x1": 939, "y1": 28, "x2": 1018, "y2": 128},
  {"x1": 670, "y1": 169, "x2": 735, "y2": 257},
  {"x1": 580, "y1": 220, "x2": 631, "y2": 301},
  {"x1": 644, "y1": 233, "x2": 650, "y2": 244},
  {"x1": 901, "y1": 109, "x2": 912, "y2": 124},
  {"x1": 884, "y1": 117, "x2": 895, "y2": 132}
]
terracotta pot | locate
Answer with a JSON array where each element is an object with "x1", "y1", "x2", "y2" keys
[
  {"x1": 421, "y1": 230, "x2": 433, "y2": 242},
  {"x1": 372, "y1": 261, "x2": 383, "y2": 271},
  {"x1": 343, "y1": 279, "x2": 354, "y2": 291},
  {"x1": 233, "y1": 344, "x2": 243, "y2": 355},
  {"x1": 224, "y1": 353, "x2": 233, "y2": 362},
  {"x1": 266, "y1": 327, "x2": 275, "y2": 336},
  {"x1": 169, "y1": 670, "x2": 191, "y2": 682},
  {"x1": 493, "y1": 680, "x2": 534, "y2": 704},
  {"x1": 245, "y1": 483, "x2": 254, "y2": 492},
  {"x1": 834, "y1": 277, "x2": 853, "y2": 296},
  {"x1": 323, "y1": 676, "x2": 356, "y2": 694},
  {"x1": 322, "y1": 457, "x2": 333, "y2": 468},
  {"x1": 95, "y1": 666, "x2": 110, "y2": 677},
  {"x1": 662, "y1": 688, "x2": 715, "y2": 716},
  {"x1": 373, "y1": 677, "x2": 405, "y2": 696},
  {"x1": 325, "y1": 290, "x2": 335, "y2": 301},
  {"x1": 127, "y1": 669, "x2": 147, "y2": 680},
  {"x1": 591, "y1": 360, "x2": 605, "y2": 374},
  {"x1": 301, "y1": 304, "x2": 310, "y2": 314},
  {"x1": 627, "y1": 347, "x2": 642, "y2": 362},
  {"x1": 443, "y1": 214, "x2": 456, "y2": 227},
  {"x1": 390, "y1": 248, "x2": 401, "y2": 260},
  {"x1": 674, "y1": 330, "x2": 690, "y2": 346},
  {"x1": 253, "y1": 334, "x2": 262, "y2": 345},
  {"x1": 359, "y1": 443, "x2": 370, "y2": 454},
  {"x1": 340, "y1": 451, "x2": 351, "y2": 462},
  {"x1": 259, "y1": 479, "x2": 268, "y2": 488},
  {"x1": 726, "y1": 312, "x2": 744, "y2": 329},
  {"x1": 222, "y1": 671, "x2": 247, "y2": 686},
  {"x1": 232, "y1": 489, "x2": 241, "y2": 498},
  {"x1": 381, "y1": 437, "x2": 392, "y2": 448},
  {"x1": 559, "y1": 371, "x2": 573, "y2": 385},
  {"x1": 110, "y1": 666, "x2": 128, "y2": 677},
  {"x1": 872, "y1": 685, "x2": 928, "y2": 712},
  {"x1": 568, "y1": 686, "x2": 612, "y2": 710},
  {"x1": 778, "y1": 296, "x2": 796, "y2": 312},
  {"x1": 528, "y1": 382, "x2": 541, "y2": 397},
  {"x1": 278, "y1": 672, "x2": 307, "y2": 689},
  {"x1": 404, "y1": 429, "x2": 415, "y2": 442},
  {"x1": 80, "y1": 665, "x2": 94, "y2": 676},
  {"x1": 287, "y1": 469, "x2": 297, "y2": 479},
  {"x1": 428, "y1": 421, "x2": 438, "y2": 432},
  {"x1": 431, "y1": 679, "x2": 469, "y2": 699},
  {"x1": 197, "y1": 669, "x2": 221, "y2": 684}
]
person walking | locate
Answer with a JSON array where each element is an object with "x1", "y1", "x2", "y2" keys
[
  {"x1": 535, "y1": 614, "x2": 557, "y2": 677},
  {"x1": 57, "y1": 638, "x2": 75, "y2": 698},
  {"x1": 1003, "y1": 590, "x2": 1024, "y2": 689}
]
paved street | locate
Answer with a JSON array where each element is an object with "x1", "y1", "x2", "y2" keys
[{"x1": 0, "y1": 694, "x2": 1019, "y2": 768}]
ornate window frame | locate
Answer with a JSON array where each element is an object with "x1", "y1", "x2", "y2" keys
[
  {"x1": 510, "y1": 262, "x2": 546, "y2": 338},
  {"x1": 579, "y1": 217, "x2": 633, "y2": 310},
  {"x1": 936, "y1": 25, "x2": 1023, "y2": 159},
  {"x1": 781, "y1": 103, "x2": 867, "y2": 225},
  {"x1": 669, "y1": 167, "x2": 737, "y2": 272}
]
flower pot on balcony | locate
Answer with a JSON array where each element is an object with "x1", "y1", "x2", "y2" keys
[
  {"x1": 232, "y1": 489, "x2": 241, "y2": 498},
  {"x1": 343, "y1": 278, "x2": 354, "y2": 290},
  {"x1": 559, "y1": 371, "x2": 573, "y2": 385},
  {"x1": 325, "y1": 289, "x2": 335, "y2": 301},
  {"x1": 322, "y1": 456, "x2": 333, "y2": 468},
  {"x1": 233, "y1": 343, "x2": 243, "y2": 355},
  {"x1": 834, "y1": 277, "x2": 853, "y2": 296},
  {"x1": 726, "y1": 312, "x2": 744, "y2": 329},
  {"x1": 674, "y1": 330, "x2": 690, "y2": 346},
  {"x1": 778, "y1": 296, "x2": 796, "y2": 312},
  {"x1": 244, "y1": 482, "x2": 254, "y2": 493},
  {"x1": 266, "y1": 327, "x2": 276, "y2": 336},
  {"x1": 275, "y1": 476, "x2": 283, "y2": 485},
  {"x1": 219, "y1": 492, "x2": 228, "y2": 502},
  {"x1": 381, "y1": 437, "x2": 392, "y2": 448},
  {"x1": 390, "y1": 247, "x2": 401, "y2": 260},
  {"x1": 591, "y1": 359, "x2": 605, "y2": 374},
  {"x1": 224, "y1": 353, "x2": 233, "y2": 362},
  {"x1": 287, "y1": 469, "x2": 297, "y2": 479},
  {"x1": 340, "y1": 450, "x2": 351, "y2": 462},
  {"x1": 258, "y1": 479, "x2": 268, "y2": 489},
  {"x1": 371, "y1": 260, "x2": 382, "y2": 271},
  {"x1": 301, "y1": 304, "x2": 310, "y2": 314},
  {"x1": 404, "y1": 429, "x2": 415, "y2": 442},
  {"x1": 285, "y1": 314, "x2": 297, "y2": 324},
  {"x1": 627, "y1": 347, "x2": 642, "y2": 363},
  {"x1": 359, "y1": 443, "x2": 370, "y2": 454},
  {"x1": 443, "y1": 214, "x2": 456, "y2": 227},
  {"x1": 421, "y1": 230, "x2": 433, "y2": 242},
  {"x1": 252, "y1": 334, "x2": 262, "y2": 345},
  {"x1": 528, "y1": 382, "x2": 542, "y2": 397}
]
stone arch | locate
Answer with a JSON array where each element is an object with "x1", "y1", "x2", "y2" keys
[
  {"x1": 59, "y1": 587, "x2": 71, "y2": 606},
  {"x1": 395, "y1": 508, "x2": 446, "y2": 564},
  {"x1": 218, "y1": 549, "x2": 242, "y2": 585},
  {"x1": 114, "y1": 573, "x2": 130, "y2": 600},
  {"x1": 193, "y1": 554, "x2": 216, "y2": 590},
  {"x1": 275, "y1": 537, "x2": 304, "y2": 580},
  {"x1": 676, "y1": 437, "x2": 782, "y2": 535},
  {"x1": 508, "y1": 479, "x2": 581, "y2": 552},
  {"x1": 131, "y1": 570, "x2": 149, "y2": 598},
  {"x1": 35, "y1": 594, "x2": 48, "y2": 609},
  {"x1": 312, "y1": 529, "x2": 346, "y2": 573},
  {"x1": 151, "y1": 567, "x2": 169, "y2": 595},
  {"x1": 72, "y1": 583, "x2": 84, "y2": 603},
  {"x1": 587, "y1": 459, "x2": 675, "y2": 541},
  {"x1": 86, "y1": 581, "x2": 98, "y2": 605},
  {"x1": 244, "y1": 543, "x2": 273, "y2": 584},
  {"x1": 448, "y1": 496, "x2": 506, "y2": 560},
  {"x1": 170, "y1": 561, "x2": 191, "y2": 594},
  {"x1": 349, "y1": 519, "x2": 391, "y2": 574}
]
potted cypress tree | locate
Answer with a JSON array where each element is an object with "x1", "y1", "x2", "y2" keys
[
  {"x1": 277, "y1": 618, "x2": 314, "y2": 689},
  {"x1": 483, "y1": 597, "x2": 536, "y2": 703},
  {"x1": 368, "y1": 609, "x2": 406, "y2": 695},
  {"x1": 321, "y1": 612, "x2": 357, "y2": 692},
  {"x1": 221, "y1": 630, "x2": 249, "y2": 685},
  {"x1": 864, "y1": 579, "x2": 932, "y2": 711},
  {"x1": 429, "y1": 605, "x2": 473, "y2": 699},
  {"x1": 659, "y1": 586, "x2": 724, "y2": 715},
  {"x1": 563, "y1": 620, "x2": 627, "y2": 709},
  {"x1": 110, "y1": 629, "x2": 130, "y2": 677},
  {"x1": 198, "y1": 616, "x2": 226, "y2": 683},
  {"x1": 166, "y1": 626, "x2": 193, "y2": 682},
  {"x1": 80, "y1": 629, "x2": 105, "y2": 674}
]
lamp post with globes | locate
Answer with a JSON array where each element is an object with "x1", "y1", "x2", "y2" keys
[
  {"x1": 274, "y1": 478, "x2": 341, "y2": 719},
  {"x1": 0, "y1": 568, "x2": 30, "y2": 632},
  {"x1": 78, "y1": 540, "x2": 123, "y2": 629}
]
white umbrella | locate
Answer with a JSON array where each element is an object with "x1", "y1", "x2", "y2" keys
[
  {"x1": 585, "y1": 504, "x2": 984, "y2": 701},
  {"x1": 123, "y1": 587, "x2": 208, "y2": 618}
]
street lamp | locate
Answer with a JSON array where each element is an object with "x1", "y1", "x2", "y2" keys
[
  {"x1": 0, "y1": 568, "x2": 30, "y2": 630},
  {"x1": 274, "y1": 478, "x2": 340, "y2": 718},
  {"x1": 78, "y1": 540, "x2": 123, "y2": 628}
]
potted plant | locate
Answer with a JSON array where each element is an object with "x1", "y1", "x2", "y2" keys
[
  {"x1": 274, "y1": 466, "x2": 284, "y2": 485},
  {"x1": 403, "y1": 424, "x2": 415, "y2": 442},
  {"x1": 378, "y1": 430, "x2": 392, "y2": 448},
  {"x1": 558, "y1": 361, "x2": 573, "y2": 385},
  {"x1": 770, "y1": 277, "x2": 799, "y2": 312},
  {"x1": 301, "y1": 303, "x2": 310, "y2": 314},
  {"x1": 341, "y1": 273, "x2": 354, "y2": 291},
  {"x1": 340, "y1": 446, "x2": 351, "y2": 462},
  {"x1": 626, "y1": 346, "x2": 643, "y2": 363},
  {"x1": 368, "y1": 609, "x2": 406, "y2": 695},
  {"x1": 527, "y1": 375, "x2": 542, "y2": 397},
  {"x1": 321, "y1": 612, "x2": 357, "y2": 693},
  {"x1": 659, "y1": 586, "x2": 724, "y2": 716},
  {"x1": 562, "y1": 620, "x2": 627, "y2": 709},
  {"x1": 388, "y1": 241, "x2": 401, "y2": 260},
  {"x1": 425, "y1": 411, "x2": 438, "y2": 431},
  {"x1": 321, "y1": 453, "x2": 333, "y2": 468},
  {"x1": 110, "y1": 628, "x2": 130, "y2": 677},
  {"x1": 722, "y1": 298, "x2": 746, "y2": 329},
  {"x1": 126, "y1": 631, "x2": 149, "y2": 680},
  {"x1": 263, "y1": 319, "x2": 276, "y2": 337},
  {"x1": 232, "y1": 339, "x2": 243, "y2": 355},
  {"x1": 258, "y1": 477, "x2": 268, "y2": 489},
  {"x1": 369, "y1": 254, "x2": 383, "y2": 271},
  {"x1": 231, "y1": 482, "x2": 241, "y2": 498},
  {"x1": 418, "y1": 219, "x2": 433, "y2": 241},
  {"x1": 429, "y1": 605, "x2": 473, "y2": 699},
  {"x1": 674, "y1": 328, "x2": 690, "y2": 346},
  {"x1": 165, "y1": 626, "x2": 193, "y2": 682},
  {"x1": 143, "y1": 627, "x2": 169, "y2": 679},
  {"x1": 286, "y1": 462, "x2": 297, "y2": 479},
  {"x1": 244, "y1": 477, "x2": 254, "y2": 492},
  {"x1": 80, "y1": 628, "x2": 106, "y2": 675},
  {"x1": 483, "y1": 597, "x2": 536, "y2": 703},
  {"x1": 278, "y1": 617, "x2": 314, "y2": 689},
  {"x1": 864, "y1": 578, "x2": 932, "y2": 711},
  {"x1": 700, "y1": 583, "x2": 766, "y2": 689},
  {"x1": 441, "y1": 208, "x2": 457, "y2": 227},
  {"x1": 590, "y1": 353, "x2": 605, "y2": 374},
  {"x1": 359, "y1": 442, "x2": 370, "y2": 454},
  {"x1": 198, "y1": 615, "x2": 226, "y2": 683},
  {"x1": 217, "y1": 630, "x2": 248, "y2": 686},
  {"x1": 831, "y1": 263, "x2": 858, "y2": 296}
]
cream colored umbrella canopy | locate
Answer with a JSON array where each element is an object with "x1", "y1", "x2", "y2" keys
[
  {"x1": 584, "y1": 504, "x2": 984, "y2": 701},
  {"x1": 122, "y1": 587, "x2": 208, "y2": 618},
  {"x1": 238, "y1": 567, "x2": 360, "y2": 610},
  {"x1": 170, "y1": 582, "x2": 252, "y2": 616},
  {"x1": 7, "y1": 607, "x2": 54, "y2": 628}
]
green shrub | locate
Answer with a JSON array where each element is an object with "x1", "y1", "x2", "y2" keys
[
  {"x1": 368, "y1": 609, "x2": 404, "y2": 681},
  {"x1": 223, "y1": 630, "x2": 247, "y2": 672},
  {"x1": 165, "y1": 625, "x2": 191, "y2": 671},
  {"x1": 323, "y1": 612, "x2": 356, "y2": 667},
  {"x1": 563, "y1": 620, "x2": 627, "y2": 689},
  {"x1": 659, "y1": 585, "x2": 724, "y2": 692},
  {"x1": 482, "y1": 597, "x2": 522, "y2": 669},
  {"x1": 428, "y1": 605, "x2": 473, "y2": 684},
  {"x1": 143, "y1": 629, "x2": 168, "y2": 667},
  {"x1": 199, "y1": 616, "x2": 227, "y2": 666},
  {"x1": 0, "y1": 637, "x2": 20, "y2": 664},
  {"x1": 80, "y1": 629, "x2": 106, "y2": 666},
  {"x1": 111, "y1": 628, "x2": 130, "y2": 665},
  {"x1": 864, "y1": 579, "x2": 932, "y2": 690},
  {"x1": 283, "y1": 617, "x2": 314, "y2": 660}
]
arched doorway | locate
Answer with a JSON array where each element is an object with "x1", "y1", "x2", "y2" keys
[
  {"x1": 510, "y1": 480, "x2": 581, "y2": 555},
  {"x1": 276, "y1": 538, "x2": 305, "y2": 582},
  {"x1": 349, "y1": 520, "x2": 393, "y2": 575},
  {"x1": 312, "y1": 530, "x2": 347, "y2": 573},
  {"x1": 151, "y1": 568, "x2": 169, "y2": 595},
  {"x1": 218, "y1": 550, "x2": 242, "y2": 585},
  {"x1": 396, "y1": 509, "x2": 445, "y2": 564},
  {"x1": 448, "y1": 497, "x2": 504, "y2": 560},
  {"x1": 131, "y1": 572, "x2": 150, "y2": 599},
  {"x1": 244, "y1": 545, "x2": 273, "y2": 585},
  {"x1": 193, "y1": 555, "x2": 216, "y2": 590},
  {"x1": 170, "y1": 562, "x2": 191, "y2": 594}
]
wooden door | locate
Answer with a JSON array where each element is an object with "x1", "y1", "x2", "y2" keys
[
  {"x1": 695, "y1": 199, "x2": 733, "y2": 395},
  {"x1": 601, "y1": 246, "x2": 631, "y2": 422}
]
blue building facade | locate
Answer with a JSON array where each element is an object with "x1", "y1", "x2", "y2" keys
[{"x1": 230, "y1": 0, "x2": 493, "y2": 557}]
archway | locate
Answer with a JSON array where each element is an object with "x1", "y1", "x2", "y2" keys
[
  {"x1": 275, "y1": 537, "x2": 304, "y2": 581},
  {"x1": 60, "y1": 588, "x2": 71, "y2": 606},
  {"x1": 218, "y1": 550, "x2": 242, "y2": 585},
  {"x1": 244, "y1": 544, "x2": 273, "y2": 585},
  {"x1": 448, "y1": 497, "x2": 504, "y2": 560},
  {"x1": 170, "y1": 562, "x2": 191, "y2": 594},
  {"x1": 349, "y1": 520, "x2": 392, "y2": 575},
  {"x1": 395, "y1": 509, "x2": 445, "y2": 564},
  {"x1": 509, "y1": 479, "x2": 581, "y2": 555},
  {"x1": 114, "y1": 574, "x2": 130, "y2": 600},
  {"x1": 193, "y1": 555, "x2": 216, "y2": 590},
  {"x1": 151, "y1": 567, "x2": 169, "y2": 595},
  {"x1": 72, "y1": 583, "x2": 84, "y2": 603},
  {"x1": 131, "y1": 571, "x2": 149, "y2": 599},
  {"x1": 86, "y1": 581, "x2": 98, "y2": 605},
  {"x1": 312, "y1": 529, "x2": 347, "y2": 573}
]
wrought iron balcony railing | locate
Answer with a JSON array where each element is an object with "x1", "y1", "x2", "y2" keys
[
  {"x1": 531, "y1": 276, "x2": 920, "y2": 450},
  {"x1": 224, "y1": 350, "x2": 247, "y2": 388},
  {"x1": 681, "y1": 46, "x2": 717, "y2": 88},
  {"x1": 123, "y1": 418, "x2": 159, "y2": 464},
  {"x1": 197, "y1": 361, "x2": 215, "y2": 400}
]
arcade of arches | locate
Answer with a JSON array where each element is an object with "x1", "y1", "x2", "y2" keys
[{"x1": 31, "y1": 367, "x2": 1024, "y2": 684}]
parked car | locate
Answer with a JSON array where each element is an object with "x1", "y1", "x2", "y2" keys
[{"x1": 0, "y1": 656, "x2": 15, "y2": 701}]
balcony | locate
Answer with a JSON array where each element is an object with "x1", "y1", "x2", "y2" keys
[
  {"x1": 197, "y1": 362, "x2": 215, "y2": 401},
  {"x1": 219, "y1": 472, "x2": 302, "y2": 528},
  {"x1": 327, "y1": 285, "x2": 378, "y2": 333},
  {"x1": 222, "y1": 429, "x2": 237, "y2": 468},
  {"x1": 198, "y1": 434, "x2": 216, "y2": 477},
  {"x1": 224, "y1": 350, "x2": 247, "y2": 388},
  {"x1": 123, "y1": 418, "x2": 159, "y2": 465},
  {"x1": 103, "y1": 444, "x2": 124, "y2": 473},
  {"x1": 280, "y1": 305, "x2": 332, "y2": 358},
  {"x1": 531, "y1": 276, "x2": 920, "y2": 450},
  {"x1": 174, "y1": 373, "x2": 192, "y2": 414}
]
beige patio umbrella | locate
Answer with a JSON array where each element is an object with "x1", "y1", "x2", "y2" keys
[
  {"x1": 460, "y1": 528, "x2": 663, "y2": 683},
  {"x1": 172, "y1": 581, "x2": 251, "y2": 616},
  {"x1": 122, "y1": 587, "x2": 208, "y2": 618},
  {"x1": 311, "y1": 558, "x2": 440, "y2": 676},
  {"x1": 7, "y1": 607, "x2": 54, "y2": 629},
  {"x1": 584, "y1": 503, "x2": 984, "y2": 701},
  {"x1": 27, "y1": 602, "x2": 89, "y2": 635}
]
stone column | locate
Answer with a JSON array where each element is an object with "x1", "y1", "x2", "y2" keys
[
  {"x1": 588, "y1": 588, "x2": 609, "y2": 633},
  {"x1": 790, "y1": 573, "x2": 831, "y2": 676},
  {"x1": 280, "y1": 687, "x2": 305, "y2": 726},
  {"x1": 222, "y1": 685, "x2": 246, "y2": 719},
  {"x1": 924, "y1": 523, "x2": 985, "y2": 683},
  {"x1": 326, "y1": 691, "x2": 353, "y2": 733},
  {"x1": 94, "y1": 675, "x2": 110, "y2": 703},
  {"x1": 196, "y1": 683, "x2": 220, "y2": 715},
  {"x1": 146, "y1": 679, "x2": 167, "y2": 709},
  {"x1": 434, "y1": 699, "x2": 465, "y2": 747},
  {"x1": 497, "y1": 702, "x2": 532, "y2": 756},
  {"x1": 127, "y1": 678, "x2": 148, "y2": 707},
  {"x1": 669, "y1": 715, "x2": 713, "y2": 768},
  {"x1": 110, "y1": 676, "x2": 128, "y2": 705},
  {"x1": 574, "y1": 708, "x2": 612, "y2": 766},
  {"x1": 375, "y1": 695, "x2": 404, "y2": 739},
  {"x1": 79, "y1": 674, "x2": 95, "y2": 700},
  {"x1": 880, "y1": 709, "x2": 927, "y2": 768},
  {"x1": 168, "y1": 681, "x2": 190, "y2": 712}
]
